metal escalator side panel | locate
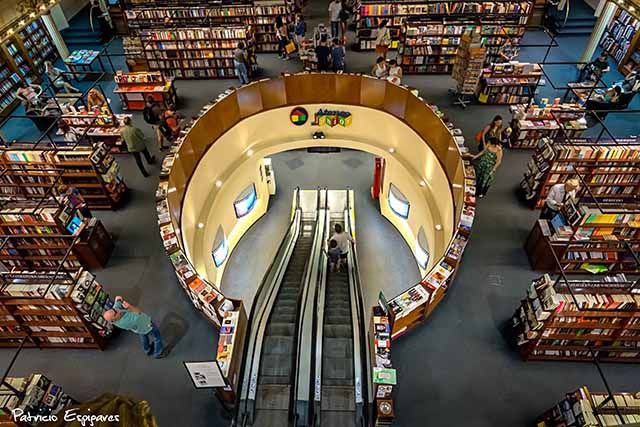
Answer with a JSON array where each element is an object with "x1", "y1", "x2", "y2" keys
[
  {"x1": 313, "y1": 210, "x2": 331, "y2": 405},
  {"x1": 293, "y1": 190, "x2": 328, "y2": 426}
]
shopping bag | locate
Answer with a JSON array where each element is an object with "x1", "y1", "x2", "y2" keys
[{"x1": 285, "y1": 41, "x2": 297, "y2": 54}]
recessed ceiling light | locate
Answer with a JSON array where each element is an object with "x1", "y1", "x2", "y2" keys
[
  {"x1": 197, "y1": 223, "x2": 204, "y2": 229},
  {"x1": 247, "y1": 149, "x2": 254, "y2": 157},
  {"x1": 419, "y1": 180, "x2": 426, "y2": 187},
  {"x1": 388, "y1": 147, "x2": 395, "y2": 153},
  {"x1": 435, "y1": 224, "x2": 442, "y2": 231},
  {"x1": 215, "y1": 180, "x2": 223, "y2": 188}
]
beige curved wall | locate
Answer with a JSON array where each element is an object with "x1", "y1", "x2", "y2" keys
[{"x1": 182, "y1": 104, "x2": 455, "y2": 286}]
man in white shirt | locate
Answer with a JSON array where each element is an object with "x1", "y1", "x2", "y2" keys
[
  {"x1": 328, "y1": 223, "x2": 354, "y2": 263},
  {"x1": 328, "y1": 0, "x2": 342, "y2": 39},
  {"x1": 540, "y1": 179, "x2": 579, "y2": 220}
]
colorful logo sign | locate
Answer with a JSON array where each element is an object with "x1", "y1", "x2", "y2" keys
[
  {"x1": 311, "y1": 109, "x2": 352, "y2": 127},
  {"x1": 290, "y1": 107, "x2": 308, "y2": 126}
]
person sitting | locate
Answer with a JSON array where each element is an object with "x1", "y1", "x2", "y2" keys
[
  {"x1": 591, "y1": 85, "x2": 622, "y2": 104},
  {"x1": 371, "y1": 56, "x2": 388, "y2": 79},
  {"x1": 498, "y1": 39, "x2": 519, "y2": 62},
  {"x1": 387, "y1": 59, "x2": 402, "y2": 85},
  {"x1": 87, "y1": 88, "x2": 108, "y2": 111},
  {"x1": 580, "y1": 52, "x2": 610, "y2": 82},
  {"x1": 58, "y1": 120, "x2": 83, "y2": 143},
  {"x1": 45, "y1": 61, "x2": 79, "y2": 93},
  {"x1": 16, "y1": 81, "x2": 42, "y2": 106},
  {"x1": 619, "y1": 66, "x2": 640, "y2": 93}
]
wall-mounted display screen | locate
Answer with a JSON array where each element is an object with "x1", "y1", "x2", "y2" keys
[
  {"x1": 234, "y1": 183, "x2": 257, "y2": 218},
  {"x1": 415, "y1": 227, "x2": 430, "y2": 269},
  {"x1": 66, "y1": 215, "x2": 83, "y2": 235},
  {"x1": 212, "y1": 226, "x2": 228, "y2": 267},
  {"x1": 388, "y1": 183, "x2": 410, "y2": 219}
]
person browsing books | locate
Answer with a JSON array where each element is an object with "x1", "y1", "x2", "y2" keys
[
  {"x1": 328, "y1": 223, "x2": 354, "y2": 264},
  {"x1": 103, "y1": 296, "x2": 165, "y2": 358},
  {"x1": 372, "y1": 57, "x2": 388, "y2": 78},
  {"x1": 374, "y1": 20, "x2": 391, "y2": 59},
  {"x1": 540, "y1": 179, "x2": 579, "y2": 220},
  {"x1": 58, "y1": 184, "x2": 91, "y2": 218},
  {"x1": 143, "y1": 96, "x2": 165, "y2": 150},
  {"x1": 476, "y1": 115, "x2": 503, "y2": 151}
]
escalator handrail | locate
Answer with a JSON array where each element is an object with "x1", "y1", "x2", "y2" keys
[
  {"x1": 345, "y1": 190, "x2": 371, "y2": 418},
  {"x1": 238, "y1": 189, "x2": 302, "y2": 417},
  {"x1": 292, "y1": 188, "x2": 328, "y2": 425}
]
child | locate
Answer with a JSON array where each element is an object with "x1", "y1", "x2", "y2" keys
[
  {"x1": 327, "y1": 239, "x2": 342, "y2": 272},
  {"x1": 331, "y1": 38, "x2": 345, "y2": 73}
]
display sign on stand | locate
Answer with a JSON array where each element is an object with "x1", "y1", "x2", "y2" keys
[{"x1": 183, "y1": 361, "x2": 227, "y2": 389}]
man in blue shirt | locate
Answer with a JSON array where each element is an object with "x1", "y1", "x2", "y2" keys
[{"x1": 103, "y1": 296, "x2": 165, "y2": 358}]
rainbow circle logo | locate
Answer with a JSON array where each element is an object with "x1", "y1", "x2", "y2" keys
[{"x1": 290, "y1": 107, "x2": 308, "y2": 126}]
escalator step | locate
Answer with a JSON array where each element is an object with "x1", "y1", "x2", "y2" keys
[
  {"x1": 255, "y1": 384, "x2": 290, "y2": 410},
  {"x1": 320, "y1": 386, "x2": 356, "y2": 411},
  {"x1": 259, "y1": 354, "x2": 292, "y2": 378},
  {"x1": 270, "y1": 312, "x2": 296, "y2": 323},
  {"x1": 263, "y1": 336, "x2": 294, "y2": 354},
  {"x1": 326, "y1": 315, "x2": 351, "y2": 325},
  {"x1": 325, "y1": 308, "x2": 351, "y2": 318},
  {"x1": 323, "y1": 338, "x2": 353, "y2": 358},
  {"x1": 265, "y1": 323, "x2": 295, "y2": 337},
  {"x1": 324, "y1": 325, "x2": 353, "y2": 338},
  {"x1": 322, "y1": 358, "x2": 354, "y2": 382}
]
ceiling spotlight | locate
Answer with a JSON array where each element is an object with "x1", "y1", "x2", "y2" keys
[
  {"x1": 630, "y1": 5, "x2": 636, "y2": 11},
  {"x1": 19, "y1": 20, "x2": 25, "y2": 26},
  {"x1": 246, "y1": 149, "x2": 254, "y2": 156},
  {"x1": 29, "y1": 12, "x2": 36, "y2": 18},
  {"x1": 215, "y1": 180, "x2": 223, "y2": 188},
  {"x1": 7, "y1": 29, "x2": 13, "y2": 35},
  {"x1": 388, "y1": 147, "x2": 395, "y2": 153},
  {"x1": 419, "y1": 180, "x2": 426, "y2": 187},
  {"x1": 40, "y1": 4, "x2": 47, "y2": 9},
  {"x1": 435, "y1": 224, "x2": 442, "y2": 231},
  {"x1": 197, "y1": 223, "x2": 204, "y2": 229}
]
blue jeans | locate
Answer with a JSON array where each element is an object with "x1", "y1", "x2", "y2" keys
[
  {"x1": 331, "y1": 21, "x2": 339, "y2": 39},
  {"x1": 234, "y1": 61, "x2": 249, "y2": 85},
  {"x1": 140, "y1": 323, "x2": 163, "y2": 357}
]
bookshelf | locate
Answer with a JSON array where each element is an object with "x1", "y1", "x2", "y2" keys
[
  {"x1": 521, "y1": 138, "x2": 640, "y2": 209},
  {"x1": 477, "y1": 61, "x2": 542, "y2": 104},
  {"x1": 600, "y1": 5, "x2": 640, "y2": 75},
  {"x1": 1, "y1": 145, "x2": 128, "y2": 210},
  {"x1": 123, "y1": 36, "x2": 149, "y2": 72},
  {"x1": 0, "y1": 52, "x2": 22, "y2": 116},
  {"x1": 17, "y1": 18, "x2": 58, "y2": 75},
  {"x1": 113, "y1": 71, "x2": 177, "y2": 110},
  {"x1": 2, "y1": 39, "x2": 32, "y2": 84},
  {"x1": 0, "y1": 269, "x2": 114, "y2": 349},
  {"x1": 370, "y1": 306, "x2": 396, "y2": 425},
  {"x1": 388, "y1": 154, "x2": 476, "y2": 339},
  {"x1": 509, "y1": 102, "x2": 587, "y2": 149},
  {"x1": 59, "y1": 112, "x2": 131, "y2": 153},
  {"x1": 525, "y1": 203, "x2": 640, "y2": 274},
  {"x1": 0, "y1": 374, "x2": 77, "y2": 423},
  {"x1": 537, "y1": 386, "x2": 640, "y2": 426},
  {"x1": 214, "y1": 301, "x2": 247, "y2": 405},
  {"x1": 139, "y1": 26, "x2": 249, "y2": 79},
  {"x1": 511, "y1": 273, "x2": 640, "y2": 363},
  {"x1": 452, "y1": 33, "x2": 486, "y2": 96}
]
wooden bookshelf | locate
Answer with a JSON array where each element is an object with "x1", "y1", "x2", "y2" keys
[
  {"x1": 452, "y1": 33, "x2": 486, "y2": 96},
  {"x1": 17, "y1": 18, "x2": 58, "y2": 75},
  {"x1": 0, "y1": 52, "x2": 22, "y2": 116},
  {"x1": 509, "y1": 102, "x2": 587, "y2": 149},
  {"x1": 521, "y1": 138, "x2": 640, "y2": 209},
  {"x1": 1, "y1": 144, "x2": 128, "y2": 210},
  {"x1": 1, "y1": 39, "x2": 32, "y2": 86},
  {"x1": 512, "y1": 274, "x2": 640, "y2": 363},
  {"x1": 59, "y1": 112, "x2": 131, "y2": 153},
  {"x1": 537, "y1": 386, "x2": 640, "y2": 426},
  {"x1": 113, "y1": 71, "x2": 177, "y2": 110},
  {"x1": 139, "y1": 26, "x2": 249, "y2": 79},
  {"x1": 0, "y1": 374, "x2": 77, "y2": 423},
  {"x1": 0, "y1": 269, "x2": 114, "y2": 349},
  {"x1": 525, "y1": 207, "x2": 640, "y2": 274},
  {"x1": 370, "y1": 306, "x2": 396, "y2": 425},
  {"x1": 477, "y1": 61, "x2": 542, "y2": 104},
  {"x1": 599, "y1": 5, "x2": 640, "y2": 75}
]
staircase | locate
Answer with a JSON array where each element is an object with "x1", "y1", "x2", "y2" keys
[
  {"x1": 547, "y1": 0, "x2": 597, "y2": 37},
  {"x1": 254, "y1": 220, "x2": 316, "y2": 427},
  {"x1": 321, "y1": 257, "x2": 356, "y2": 427},
  {"x1": 60, "y1": 6, "x2": 104, "y2": 50}
]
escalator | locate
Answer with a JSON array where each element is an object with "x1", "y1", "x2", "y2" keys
[
  {"x1": 310, "y1": 190, "x2": 370, "y2": 427},
  {"x1": 239, "y1": 189, "x2": 327, "y2": 427},
  {"x1": 254, "y1": 217, "x2": 317, "y2": 426}
]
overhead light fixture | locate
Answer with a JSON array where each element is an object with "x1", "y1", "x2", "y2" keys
[
  {"x1": 29, "y1": 12, "x2": 36, "y2": 18},
  {"x1": 197, "y1": 223, "x2": 204, "y2": 229},
  {"x1": 215, "y1": 180, "x2": 223, "y2": 188},
  {"x1": 435, "y1": 224, "x2": 442, "y2": 231},
  {"x1": 630, "y1": 5, "x2": 636, "y2": 11},
  {"x1": 246, "y1": 149, "x2": 254, "y2": 156},
  {"x1": 312, "y1": 131, "x2": 325, "y2": 139},
  {"x1": 19, "y1": 20, "x2": 25, "y2": 26},
  {"x1": 7, "y1": 29, "x2": 13, "y2": 35},
  {"x1": 40, "y1": 4, "x2": 47, "y2": 10},
  {"x1": 419, "y1": 180, "x2": 426, "y2": 187},
  {"x1": 388, "y1": 147, "x2": 395, "y2": 153}
]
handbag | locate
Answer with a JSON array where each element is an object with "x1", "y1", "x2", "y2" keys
[{"x1": 285, "y1": 40, "x2": 297, "y2": 54}]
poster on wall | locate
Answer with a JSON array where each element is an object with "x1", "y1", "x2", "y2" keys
[{"x1": 183, "y1": 361, "x2": 226, "y2": 388}]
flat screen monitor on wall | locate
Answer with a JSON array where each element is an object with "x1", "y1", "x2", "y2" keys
[
  {"x1": 234, "y1": 183, "x2": 257, "y2": 218},
  {"x1": 212, "y1": 227, "x2": 228, "y2": 267},
  {"x1": 415, "y1": 227, "x2": 430, "y2": 269},
  {"x1": 388, "y1": 183, "x2": 410, "y2": 219}
]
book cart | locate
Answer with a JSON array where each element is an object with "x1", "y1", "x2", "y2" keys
[
  {"x1": 113, "y1": 71, "x2": 177, "y2": 110},
  {"x1": 450, "y1": 33, "x2": 486, "y2": 107},
  {"x1": 598, "y1": 1, "x2": 640, "y2": 76},
  {"x1": 0, "y1": 339, "x2": 78, "y2": 426}
]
